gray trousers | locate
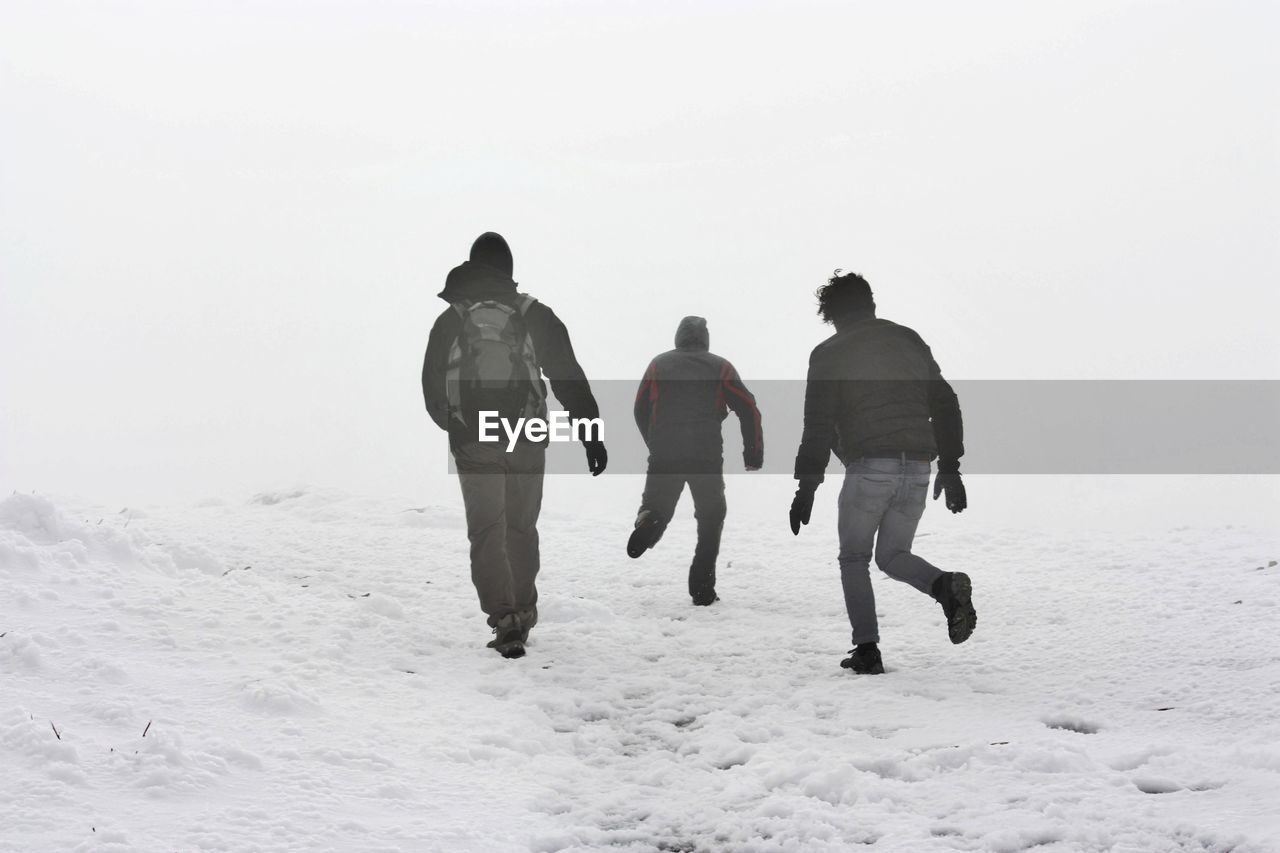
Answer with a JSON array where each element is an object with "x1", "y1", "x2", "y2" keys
[
  {"x1": 837, "y1": 456, "x2": 945, "y2": 645},
  {"x1": 453, "y1": 440, "x2": 546, "y2": 628},
  {"x1": 636, "y1": 466, "x2": 726, "y2": 600}
]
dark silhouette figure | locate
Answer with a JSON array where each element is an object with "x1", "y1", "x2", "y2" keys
[
  {"x1": 422, "y1": 232, "x2": 607, "y2": 658},
  {"x1": 629, "y1": 316, "x2": 763, "y2": 605},
  {"x1": 789, "y1": 271, "x2": 973, "y2": 674}
]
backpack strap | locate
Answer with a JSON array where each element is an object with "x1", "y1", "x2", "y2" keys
[
  {"x1": 444, "y1": 301, "x2": 477, "y2": 425},
  {"x1": 511, "y1": 295, "x2": 545, "y2": 418},
  {"x1": 445, "y1": 315, "x2": 466, "y2": 424},
  {"x1": 510, "y1": 295, "x2": 536, "y2": 358}
]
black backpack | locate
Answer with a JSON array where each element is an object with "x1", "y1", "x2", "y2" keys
[{"x1": 445, "y1": 295, "x2": 547, "y2": 428}]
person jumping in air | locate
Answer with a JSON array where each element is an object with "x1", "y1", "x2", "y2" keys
[
  {"x1": 789, "y1": 271, "x2": 974, "y2": 674},
  {"x1": 629, "y1": 316, "x2": 763, "y2": 606}
]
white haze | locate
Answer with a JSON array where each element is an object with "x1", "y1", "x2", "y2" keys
[{"x1": 1, "y1": 1, "x2": 1277, "y2": 515}]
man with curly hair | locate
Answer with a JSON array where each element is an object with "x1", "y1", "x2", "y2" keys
[{"x1": 790, "y1": 271, "x2": 974, "y2": 674}]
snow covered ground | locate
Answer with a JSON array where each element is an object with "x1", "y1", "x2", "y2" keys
[{"x1": 3, "y1": 485, "x2": 1278, "y2": 853}]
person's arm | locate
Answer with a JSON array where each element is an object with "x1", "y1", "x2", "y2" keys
[
  {"x1": 532, "y1": 303, "x2": 607, "y2": 475},
  {"x1": 422, "y1": 310, "x2": 460, "y2": 432},
  {"x1": 533, "y1": 306, "x2": 601, "y2": 423},
  {"x1": 634, "y1": 360, "x2": 657, "y2": 447},
  {"x1": 793, "y1": 346, "x2": 838, "y2": 486},
  {"x1": 917, "y1": 336, "x2": 967, "y2": 512},
  {"x1": 720, "y1": 361, "x2": 763, "y2": 470},
  {"x1": 923, "y1": 344, "x2": 964, "y2": 471}
]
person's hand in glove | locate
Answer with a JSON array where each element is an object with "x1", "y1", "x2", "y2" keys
[
  {"x1": 790, "y1": 479, "x2": 819, "y2": 535},
  {"x1": 584, "y1": 440, "x2": 608, "y2": 477},
  {"x1": 932, "y1": 460, "x2": 966, "y2": 513},
  {"x1": 744, "y1": 449, "x2": 763, "y2": 472}
]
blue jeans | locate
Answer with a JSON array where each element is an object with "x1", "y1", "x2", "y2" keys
[{"x1": 837, "y1": 456, "x2": 944, "y2": 645}]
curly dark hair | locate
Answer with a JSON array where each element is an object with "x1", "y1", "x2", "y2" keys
[{"x1": 816, "y1": 270, "x2": 875, "y2": 325}]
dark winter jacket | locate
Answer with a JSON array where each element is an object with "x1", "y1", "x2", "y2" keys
[
  {"x1": 634, "y1": 316, "x2": 764, "y2": 471},
  {"x1": 793, "y1": 314, "x2": 963, "y2": 484},
  {"x1": 422, "y1": 257, "x2": 600, "y2": 446}
]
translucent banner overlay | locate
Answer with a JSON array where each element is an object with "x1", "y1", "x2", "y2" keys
[{"x1": 442, "y1": 380, "x2": 1280, "y2": 475}]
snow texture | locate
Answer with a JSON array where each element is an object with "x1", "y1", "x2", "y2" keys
[{"x1": 2, "y1": 489, "x2": 1278, "y2": 852}]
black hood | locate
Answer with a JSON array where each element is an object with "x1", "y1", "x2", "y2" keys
[
  {"x1": 469, "y1": 232, "x2": 513, "y2": 276},
  {"x1": 437, "y1": 261, "x2": 518, "y2": 303},
  {"x1": 438, "y1": 232, "x2": 518, "y2": 303},
  {"x1": 674, "y1": 316, "x2": 709, "y2": 351}
]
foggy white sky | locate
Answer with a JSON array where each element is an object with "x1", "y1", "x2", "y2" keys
[{"x1": 2, "y1": 0, "x2": 1277, "y2": 504}]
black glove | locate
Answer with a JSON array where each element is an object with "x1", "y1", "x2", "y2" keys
[
  {"x1": 584, "y1": 440, "x2": 608, "y2": 477},
  {"x1": 744, "y1": 449, "x2": 763, "y2": 472},
  {"x1": 790, "y1": 479, "x2": 818, "y2": 535},
  {"x1": 932, "y1": 470, "x2": 967, "y2": 513}
]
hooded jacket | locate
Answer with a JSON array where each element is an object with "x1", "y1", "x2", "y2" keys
[
  {"x1": 793, "y1": 314, "x2": 963, "y2": 483},
  {"x1": 422, "y1": 235, "x2": 600, "y2": 444},
  {"x1": 634, "y1": 316, "x2": 764, "y2": 470}
]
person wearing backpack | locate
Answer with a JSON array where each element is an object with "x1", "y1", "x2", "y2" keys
[
  {"x1": 627, "y1": 316, "x2": 764, "y2": 606},
  {"x1": 422, "y1": 232, "x2": 608, "y2": 659},
  {"x1": 788, "y1": 271, "x2": 973, "y2": 675}
]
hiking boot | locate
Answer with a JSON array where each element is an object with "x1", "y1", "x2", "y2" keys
[
  {"x1": 627, "y1": 514, "x2": 661, "y2": 559},
  {"x1": 487, "y1": 613, "x2": 526, "y2": 659},
  {"x1": 691, "y1": 590, "x2": 719, "y2": 607},
  {"x1": 932, "y1": 572, "x2": 976, "y2": 644},
  {"x1": 516, "y1": 608, "x2": 537, "y2": 644},
  {"x1": 840, "y1": 643, "x2": 885, "y2": 675}
]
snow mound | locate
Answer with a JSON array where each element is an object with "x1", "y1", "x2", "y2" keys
[
  {"x1": 239, "y1": 679, "x2": 323, "y2": 716},
  {"x1": 359, "y1": 592, "x2": 404, "y2": 619},
  {"x1": 0, "y1": 493, "x2": 229, "y2": 579},
  {"x1": 0, "y1": 493, "x2": 142, "y2": 566}
]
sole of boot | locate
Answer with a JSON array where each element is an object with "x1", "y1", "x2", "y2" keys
[
  {"x1": 946, "y1": 572, "x2": 977, "y2": 644},
  {"x1": 627, "y1": 522, "x2": 658, "y2": 559}
]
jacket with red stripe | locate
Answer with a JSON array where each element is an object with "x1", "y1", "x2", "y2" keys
[{"x1": 633, "y1": 316, "x2": 763, "y2": 471}]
